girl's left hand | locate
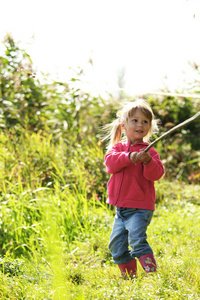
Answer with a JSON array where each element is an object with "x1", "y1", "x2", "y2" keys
[{"x1": 136, "y1": 150, "x2": 151, "y2": 164}]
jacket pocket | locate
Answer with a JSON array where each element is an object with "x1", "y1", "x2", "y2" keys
[{"x1": 120, "y1": 173, "x2": 145, "y2": 200}]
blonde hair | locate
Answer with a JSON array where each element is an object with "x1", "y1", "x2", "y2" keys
[{"x1": 103, "y1": 99, "x2": 158, "y2": 152}]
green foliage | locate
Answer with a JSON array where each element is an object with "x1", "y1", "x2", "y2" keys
[
  {"x1": 0, "y1": 35, "x2": 116, "y2": 196},
  {"x1": 0, "y1": 255, "x2": 24, "y2": 276},
  {"x1": 155, "y1": 178, "x2": 200, "y2": 205},
  {"x1": 0, "y1": 35, "x2": 47, "y2": 132},
  {"x1": 148, "y1": 95, "x2": 200, "y2": 149},
  {"x1": 0, "y1": 130, "x2": 108, "y2": 202},
  {"x1": 0, "y1": 34, "x2": 200, "y2": 299},
  {"x1": 1, "y1": 35, "x2": 199, "y2": 184},
  {"x1": 0, "y1": 171, "x2": 112, "y2": 257},
  {"x1": 147, "y1": 95, "x2": 200, "y2": 182}
]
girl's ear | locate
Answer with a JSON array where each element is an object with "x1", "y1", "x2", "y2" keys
[{"x1": 122, "y1": 123, "x2": 126, "y2": 130}]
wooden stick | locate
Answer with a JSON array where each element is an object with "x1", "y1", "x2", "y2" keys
[{"x1": 144, "y1": 111, "x2": 200, "y2": 152}]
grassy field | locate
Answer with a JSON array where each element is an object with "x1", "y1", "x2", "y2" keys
[
  {"x1": 0, "y1": 178, "x2": 199, "y2": 299},
  {"x1": 1, "y1": 37, "x2": 200, "y2": 299}
]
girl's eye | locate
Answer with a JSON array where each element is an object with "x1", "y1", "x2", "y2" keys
[{"x1": 131, "y1": 119, "x2": 149, "y2": 123}]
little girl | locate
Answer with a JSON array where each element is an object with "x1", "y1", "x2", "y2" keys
[{"x1": 104, "y1": 99, "x2": 165, "y2": 278}]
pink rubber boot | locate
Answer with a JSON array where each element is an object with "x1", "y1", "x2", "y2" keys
[
  {"x1": 118, "y1": 259, "x2": 137, "y2": 278},
  {"x1": 139, "y1": 253, "x2": 157, "y2": 273}
]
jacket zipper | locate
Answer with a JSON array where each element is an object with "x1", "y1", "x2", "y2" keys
[{"x1": 115, "y1": 169, "x2": 125, "y2": 206}]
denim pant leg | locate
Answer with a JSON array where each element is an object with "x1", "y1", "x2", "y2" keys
[
  {"x1": 109, "y1": 208, "x2": 154, "y2": 264},
  {"x1": 126, "y1": 209, "x2": 154, "y2": 259},
  {"x1": 109, "y1": 210, "x2": 133, "y2": 264}
]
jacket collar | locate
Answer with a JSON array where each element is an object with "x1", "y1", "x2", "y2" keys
[{"x1": 126, "y1": 140, "x2": 149, "y2": 149}]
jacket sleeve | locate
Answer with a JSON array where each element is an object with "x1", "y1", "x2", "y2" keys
[
  {"x1": 105, "y1": 144, "x2": 132, "y2": 174},
  {"x1": 143, "y1": 149, "x2": 165, "y2": 181}
]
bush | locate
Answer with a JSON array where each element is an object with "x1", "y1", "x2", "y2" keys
[
  {"x1": 0, "y1": 34, "x2": 199, "y2": 188},
  {"x1": 147, "y1": 95, "x2": 200, "y2": 182}
]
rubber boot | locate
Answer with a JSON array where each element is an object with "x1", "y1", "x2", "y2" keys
[
  {"x1": 118, "y1": 259, "x2": 137, "y2": 278},
  {"x1": 139, "y1": 253, "x2": 157, "y2": 273}
]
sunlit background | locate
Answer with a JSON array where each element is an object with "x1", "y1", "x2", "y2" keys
[{"x1": 1, "y1": 0, "x2": 200, "y2": 97}]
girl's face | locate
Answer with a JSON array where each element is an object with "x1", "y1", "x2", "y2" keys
[{"x1": 123, "y1": 109, "x2": 151, "y2": 144}]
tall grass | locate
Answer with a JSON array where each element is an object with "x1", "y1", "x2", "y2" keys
[
  {"x1": 0, "y1": 177, "x2": 199, "y2": 299},
  {"x1": 0, "y1": 131, "x2": 110, "y2": 257},
  {"x1": 0, "y1": 173, "x2": 113, "y2": 298}
]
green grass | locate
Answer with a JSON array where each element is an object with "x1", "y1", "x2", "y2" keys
[
  {"x1": 0, "y1": 181, "x2": 199, "y2": 299},
  {"x1": 0, "y1": 131, "x2": 199, "y2": 299}
]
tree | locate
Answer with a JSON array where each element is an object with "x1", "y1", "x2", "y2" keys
[{"x1": 0, "y1": 34, "x2": 47, "y2": 132}]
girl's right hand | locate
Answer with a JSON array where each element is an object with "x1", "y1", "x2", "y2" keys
[{"x1": 129, "y1": 152, "x2": 139, "y2": 164}]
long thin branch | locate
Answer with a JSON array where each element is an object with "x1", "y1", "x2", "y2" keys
[{"x1": 144, "y1": 111, "x2": 200, "y2": 152}]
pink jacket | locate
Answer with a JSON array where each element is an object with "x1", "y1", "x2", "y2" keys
[{"x1": 105, "y1": 141, "x2": 165, "y2": 210}]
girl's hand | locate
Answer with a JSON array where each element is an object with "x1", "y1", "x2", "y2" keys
[
  {"x1": 129, "y1": 152, "x2": 139, "y2": 164},
  {"x1": 137, "y1": 150, "x2": 152, "y2": 164}
]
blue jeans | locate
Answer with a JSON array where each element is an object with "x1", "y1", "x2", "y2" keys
[{"x1": 109, "y1": 208, "x2": 154, "y2": 264}]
